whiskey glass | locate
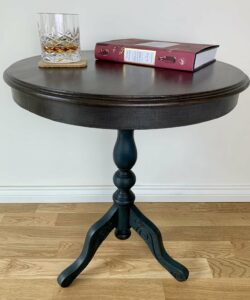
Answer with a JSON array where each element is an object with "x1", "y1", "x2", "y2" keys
[{"x1": 38, "y1": 13, "x2": 81, "y2": 63}]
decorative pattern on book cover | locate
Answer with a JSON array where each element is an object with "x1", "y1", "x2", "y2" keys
[{"x1": 95, "y1": 38, "x2": 219, "y2": 71}]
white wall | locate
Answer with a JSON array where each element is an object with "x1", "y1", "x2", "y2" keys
[{"x1": 0, "y1": 0, "x2": 250, "y2": 202}]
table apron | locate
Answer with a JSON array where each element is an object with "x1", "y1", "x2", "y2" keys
[{"x1": 11, "y1": 88, "x2": 239, "y2": 130}]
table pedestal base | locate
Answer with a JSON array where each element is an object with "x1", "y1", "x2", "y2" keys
[{"x1": 57, "y1": 130, "x2": 189, "y2": 287}]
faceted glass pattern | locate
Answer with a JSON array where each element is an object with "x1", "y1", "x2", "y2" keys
[{"x1": 38, "y1": 13, "x2": 81, "y2": 63}]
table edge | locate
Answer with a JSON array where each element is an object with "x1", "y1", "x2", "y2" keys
[{"x1": 3, "y1": 61, "x2": 250, "y2": 107}]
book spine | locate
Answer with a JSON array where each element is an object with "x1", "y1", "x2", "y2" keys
[{"x1": 95, "y1": 44, "x2": 196, "y2": 71}]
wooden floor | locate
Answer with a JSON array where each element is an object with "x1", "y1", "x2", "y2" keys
[{"x1": 0, "y1": 202, "x2": 250, "y2": 299}]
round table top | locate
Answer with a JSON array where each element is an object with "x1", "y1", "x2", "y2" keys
[{"x1": 4, "y1": 51, "x2": 249, "y2": 130}]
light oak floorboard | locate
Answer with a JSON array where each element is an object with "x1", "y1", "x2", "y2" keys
[
  {"x1": 161, "y1": 226, "x2": 250, "y2": 241},
  {"x1": 146, "y1": 212, "x2": 250, "y2": 226},
  {"x1": 53, "y1": 279, "x2": 165, "y2": 300},
  {"x1": 0, "y1": 242, "x2": 58, "y2": 258},
  {"x1": 0, "y1": 257, "x2": 211, "y2": 279},
  {"x1": 0, "y1": 225, "x2": 90, "y2": 243},
  {"x1": 55, "y1": 212, "x2": 108, "y2": 226},
  {"x1": 162, "y1": 278, "x2": 250, "y2": 300},
  {"x1": 0, "y1": 204, "x2": 38, "y2": 213},
  {"x1": 231, "y1": 240, "x2": 250, "y2": 257},
  {"x1": 37, "y1": 202, "x2": 250, "y2": 213},
  {"x1": 36, "y1": 203, "x2": 111, "y2": 214},
  {"x1": 208, "y1": 258, "x2": 250, "y2": 278},
  {"x1": 57, "y1": 240, "x2": 234, "y2": 259},
  {"x1": 137, "y1": 202, "x2": 250, "y2": 213},
  {"x1": 1, "y1": 213, "x2": 58, "y2": 227},
  {"x1": 0, "y1": 279, "x2": 55, "y2": 300},
  {"x1": 55, "y1": 211, "x2": 250, "y2": 227}
]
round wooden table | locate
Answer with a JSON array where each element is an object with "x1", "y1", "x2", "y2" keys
[{"x1": 4, "y1": 51, "x2": 249, "y2": 287}]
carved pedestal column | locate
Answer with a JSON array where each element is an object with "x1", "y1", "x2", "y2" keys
[{"x1": 113, "y1": 130, "x2": 137, "y2": 240}]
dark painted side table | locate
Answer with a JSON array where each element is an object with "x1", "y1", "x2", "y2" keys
[{"x1": 4, "y1": 51, "x2": 249, "y2": 287}]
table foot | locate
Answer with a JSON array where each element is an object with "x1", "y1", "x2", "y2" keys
[
  {"x1": 130, "y1": 205, "x2": 189, "y2": 282},
  {"x1": 57, "y1": 205, "x2": 118, "y2": 287}
]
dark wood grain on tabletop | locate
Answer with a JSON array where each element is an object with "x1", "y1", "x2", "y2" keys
[{"x1": 3, "y1": 51, "x2": 249, "y2": 129}]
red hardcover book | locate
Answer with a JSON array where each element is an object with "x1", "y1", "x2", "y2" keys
[{"x1": 95, "y1": 38, "x2": 219, "y2": 71}]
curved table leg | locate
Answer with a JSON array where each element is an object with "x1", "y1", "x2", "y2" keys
[
  {"x1": 57, "y1": 204, "x2": 118, "y2": 287},
  {"x1": 130, "y1": 205, "x2": 189, "y2": 282}
]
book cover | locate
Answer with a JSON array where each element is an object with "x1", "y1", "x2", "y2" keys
[{"x1": 95, "y1": 38, "x2": 219, "y2": 71}]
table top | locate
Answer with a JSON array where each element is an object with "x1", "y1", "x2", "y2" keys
[{"x1": 4, "y1": 51, "x2": 249, "y2": 130}]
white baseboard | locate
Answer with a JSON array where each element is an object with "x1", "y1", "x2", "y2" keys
[{"x1": 0, "y1": 184, "x2": 249, "y2": 203}]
